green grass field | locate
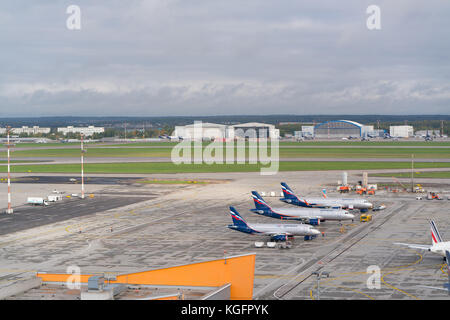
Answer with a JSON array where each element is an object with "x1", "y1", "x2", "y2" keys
[
  {"x1": 3, "y1": 146, "x2": 449, "y2": 158},
  {"x1": 371, "y1": 171, "x2": 450, "y2": 179},
  {"x1": 1, "y1": 161, "x2": 449, "y2": 174},
  {"x1": 9, "y1": 140, "x2": 450, "y2": 148},
  {"x1": 0, "y1": 144, "x2": 450, "y2": 159}
]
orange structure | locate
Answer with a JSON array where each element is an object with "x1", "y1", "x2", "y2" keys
[{"x1": 36, "y1": 253, "x2": 256, "y2": 300}]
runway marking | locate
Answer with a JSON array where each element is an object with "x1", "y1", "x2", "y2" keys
[
  {"x1": 379, "y1": 249, "x2": 423, "y2": 300},
  {"x1": 306, "y1": 248, "x2": 427, "y2": 300}
]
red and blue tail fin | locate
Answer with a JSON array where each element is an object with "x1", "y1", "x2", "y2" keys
[
  {"x1": 430, "y1": 220, "x2": 443, "y2": 245},
  {"x1": 280, "y1": 182, "x2": 310, "y2": 207},
  {"x1": 281, "y1": 182, "x2": 296, "y2": 200},
  {"x1": 229, "y1": 207, "x2": 248, "y2": 228},
  {"x1": 251, "y1": 191, "x2": 272, "y2": 211}
]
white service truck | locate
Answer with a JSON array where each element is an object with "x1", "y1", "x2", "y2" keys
[
  {"x1": 47, "y1": 195, "x2": 63, "y2": 202},
  {"x1": 27, "y1": 197, "x2": 49, "y2": 206}
]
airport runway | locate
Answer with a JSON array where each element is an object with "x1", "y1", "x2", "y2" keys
[{"x1": 1, "y1": 157, "x2": 450, "y2": 166}]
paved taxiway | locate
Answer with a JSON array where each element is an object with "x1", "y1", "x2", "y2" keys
[{"x1": 0, "y1": 170, "x2": 449, "y2": 300}]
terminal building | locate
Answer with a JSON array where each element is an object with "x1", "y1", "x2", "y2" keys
[{"x1": 57, "y1": 126, "x2": 105, "y2": 137}]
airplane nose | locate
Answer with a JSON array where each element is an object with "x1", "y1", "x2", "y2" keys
[
  {"x1": 311, "y1": 229, "x2": 321, "y2": 235},
  {"x1": 347, "y1": 213, "x2": 355, "y2": 219},
  {"x1": 367, "y1": 202, "x2": 373, "y2": 209}
]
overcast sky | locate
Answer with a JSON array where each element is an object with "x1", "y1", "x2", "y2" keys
[{"x1": 0, "y1": 1, "x2": 449, "y2": 116}]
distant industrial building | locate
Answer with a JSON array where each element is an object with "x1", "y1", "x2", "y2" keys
[
  {"x1": 11, "y1": 126, "x2": 51, "y2": 135},
  {"x1": 415, "y1": 130, "x2": 440, "y2": 137},
  {"x1": 0, "y1": 126, "x2": 51, "y2": 135},
  {"x1": 390, "y1": 125, "x2": 414, "y2": 138},
  {"x1": 57, "y1": 126, "x2": 105, "y2": 137},
  {"x1": 173, "y1": 123, "x2": 228, "y2": 141},
  {"x1": 228, "y1": 122, "x2": 279, "y2": 139},
  {"x1": 173, "y1": 122, "x2": 279, "y2": 141},
  {"x1": 313, "y1": 120, "x2": 375, "y2": 138}
]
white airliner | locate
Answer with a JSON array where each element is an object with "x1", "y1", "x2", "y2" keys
[
  {"x1": 227, "y1": 207, "x2": 320, "y2": 241},
  {"x1": 280, "y1": 183, "x2": 373, "y2": 212},
  {"x1": 395, "y1": 220, "x2": 450, "y2": 260}
]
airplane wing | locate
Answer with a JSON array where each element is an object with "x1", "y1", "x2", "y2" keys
[
  {"x1": 417, "y1": 285, "x2": 449, "y2": 292},
  {"x1": 394, "y1": 243, "x2": 431, "y2": 250},
  {"x1": 267, "y1": 232, "x2": 292, "y2": 236}
]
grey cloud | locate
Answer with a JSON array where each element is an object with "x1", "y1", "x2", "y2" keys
[{"x1": 0, "y1": 0, "x2": 449, "y2": 116}]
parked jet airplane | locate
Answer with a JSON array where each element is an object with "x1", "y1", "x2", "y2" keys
[
  {"x1": 280, "y1": 182, "x2": 373, "y2": 212},
  {"x1": 250, "y1": 191, "x2": 354, "y2": 225},
  {"x1": 227, "y1": 207, "x2": 320, "y2": 241},
  {"x1": 395, "y1": 220, "x2": 450, "y2": 260}
]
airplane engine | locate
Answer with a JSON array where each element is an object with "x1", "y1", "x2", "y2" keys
[
  {"x1": 309, "y1": 218, "x2": 320, "y2": 226},
  {"x1": 271, "y1": 234, "x2": 288, "y2": 242}
]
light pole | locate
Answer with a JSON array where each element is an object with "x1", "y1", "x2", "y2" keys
[
  {"x1": 80, "y1": 133, "x2": 85, "y2": 199},
  {"x1": 312, "y1": 271, "x2": 330, "y2": 300},
  {"x1": 5, "y1": 127, "x2": 14, "y2": 214},
  {"x1": 411, "y1": 154, "x2": 414, "y2": 193}
]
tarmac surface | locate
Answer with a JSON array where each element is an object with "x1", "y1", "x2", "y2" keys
[{"x1": 0, "y1": 170, "x2": 449, "y2": 300}]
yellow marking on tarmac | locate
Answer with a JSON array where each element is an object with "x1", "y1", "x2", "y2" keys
[
  {"x1": 325, "y1": 283, "x2": 376, "y2": 300},
  {"x1": 305, "y1": 249, "x2": 426, "y2": 300},
  {"x1": 308, "y1": 275, "x2": 376, "y2": 300},
  {"x1": 380, "y1": 250, "x2": 423, "y2": 300}
]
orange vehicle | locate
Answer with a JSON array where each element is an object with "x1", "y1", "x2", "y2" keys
[
  {"x1": 339, "y1": 186, "x2": 350, "y2": 193},
  {"x1": 357, "y1": 187, "x2": 367, "y2": 195},
  {"x1": 367, "y1": 189, "x2": 375, "y2": 195}
]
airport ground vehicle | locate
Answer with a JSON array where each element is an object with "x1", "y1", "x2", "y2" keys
[
  {"x1": 360, "y1": 214, "x2": 372, "y2": 222},
  {"x1": 47, "y1": 195, "x2": 63, "y2": 202},
  {"x1": 427, "y1": 192, "x2": 443, "y2": 200},
  {"x1": 27, "y1": 197, "x2": 49, "y2": 206}
]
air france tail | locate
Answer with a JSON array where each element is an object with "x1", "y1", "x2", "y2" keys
[
  {"x1": 430, "y1": 220, "x2": 443, "y2": 245},
  {"x1": 251, "y1": 191, "x2": 272, "y2": 212}
]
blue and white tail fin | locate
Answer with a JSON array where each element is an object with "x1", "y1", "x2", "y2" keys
[
  {"x1": 281, "y1": 183, "x2": 297, "y2": 200},
  {"x1": 280, "y1": 182, "x2": 310, "y2": 207},
  {"x1": 229, "y1": 207, "x2": 248, "y2": 228},
  {"x1": 430, "y1": 220, "x2": 443, "y2": 245},
  {"x1": 251, "y1": 191, "x2": 272, "y2": 211}
]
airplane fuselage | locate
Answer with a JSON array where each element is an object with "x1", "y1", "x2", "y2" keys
[
  {"x1": 430, "y1": 242, "x2": 450, "y2": 257},
  {"x1": 228, "y1": 222, "x2": 320, "y2": 236},
  {"x1": 251, "y1": 207, "x2": 354, "y2": 221},
  {"x1": 281, "y1": 197, "x2": 373, "y2": 210}
]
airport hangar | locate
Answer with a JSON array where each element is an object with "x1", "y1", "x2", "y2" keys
[
  {"x1": 172, "y1": 122, "x2": 280, "y2": 141},
  {"x1": 299, "y1": 120, "x2": 376, "y2": 139}
]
